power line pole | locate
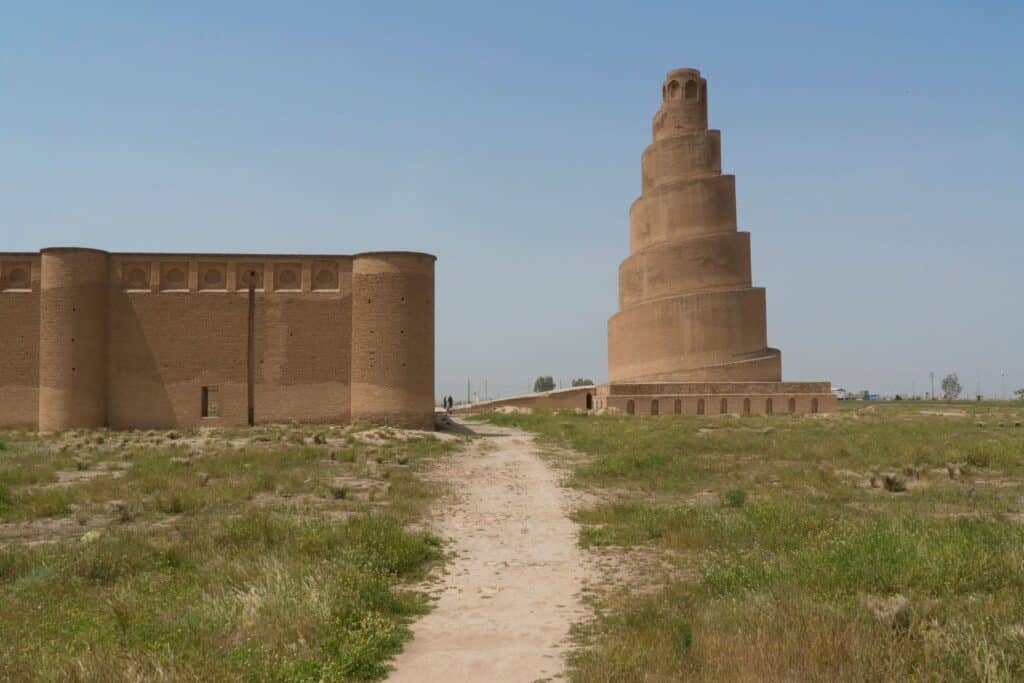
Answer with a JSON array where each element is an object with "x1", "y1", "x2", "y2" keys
[
  {"x1": 930, "y1": 371, "x2": 935, "y2": 400},
  {"x1": 247, "y1": 275, "x2": 256, "y2": 427},
  {"x1": 466, "y1": 378, "x2": 470, "y2": 405}
]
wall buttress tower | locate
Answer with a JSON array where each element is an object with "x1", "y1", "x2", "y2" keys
[{"x1": 38, "y1": 248, "x2": 110, "y2": 430}]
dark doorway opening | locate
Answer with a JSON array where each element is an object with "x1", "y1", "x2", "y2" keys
[
  {"x1": 201, "y1": 386, "x2": 219, "y2": 418},
  {"x1": 586, "y1": 393, "x2": 593, "y2": 410}
]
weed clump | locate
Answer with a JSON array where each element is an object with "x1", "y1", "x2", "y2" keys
[
  {"x1": 883, "y1": 475, "x2": 907, "y2": 493},
  {"x1": 863, "y1": 593, "x2": 910, "y2": 631},
  {"x1": 720, "y1": 487, "x2": 747, "y2": 508}
]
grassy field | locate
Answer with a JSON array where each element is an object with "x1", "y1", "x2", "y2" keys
[
  {"x1": 480, "y1": 401, "x2": 1024, "y2": 682},
  {"x1": 0, "y1": 423, "x2": 461, "y2": 681}
]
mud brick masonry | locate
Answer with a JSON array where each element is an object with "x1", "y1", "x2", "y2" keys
[
  {"x1": 0, "y1": 248, "x2": 435, "y2": 430},
  {"x1": 458, "y1": 68, "x2": 835, "y2": 416}
]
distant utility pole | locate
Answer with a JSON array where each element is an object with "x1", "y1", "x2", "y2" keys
[
  {"x1": 930, "y1": 371, "x2": 935, "y2": 400},
  {"x1": 484, "y1": 379, "x2": 488, "y2": 400},
  {"x1": 1002, "y1": 371, "x2": 1006, "y2": 400},
  {"x1": 977, "y1": 369, "x2": 982, "y2": 399},
  {"x1": 467, "y1": 378, "x2": 470, "y2": 405}
]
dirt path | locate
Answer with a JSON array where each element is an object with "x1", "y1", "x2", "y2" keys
[{"x1": 387, "y1": 419, "x2": 592, "y2": 682}]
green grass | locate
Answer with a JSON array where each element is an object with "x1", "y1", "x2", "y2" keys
[
  {"x1": 0, "y1": 424, "x2": 462, "y2": 681},
  {"x1": 480, "y1": 401, "x2": 1024, "y2": 682}
]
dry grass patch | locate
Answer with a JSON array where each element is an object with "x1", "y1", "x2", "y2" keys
[
  {"x1": 0, "y1": 423, "x2": 465, "y2": 681},
  {"x1": 481, "y1": 401, "x2": 1024, "y2": 682}
]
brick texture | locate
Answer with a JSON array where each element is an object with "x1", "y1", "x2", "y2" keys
[{"x1": 0, "y1": 248, "x2": 434, "y2": 430}]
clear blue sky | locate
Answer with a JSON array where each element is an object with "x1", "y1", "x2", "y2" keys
[{"x1": 3, "y1": 2, "x2": 1022, "y2": 400}]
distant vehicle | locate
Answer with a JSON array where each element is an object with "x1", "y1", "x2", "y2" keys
[{"x1": 832, "y1": 388, "x2": 848, "y2": 400}]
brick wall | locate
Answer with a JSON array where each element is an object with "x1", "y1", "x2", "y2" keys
[
  {"x1": 0, "y1": 249, "x2": 434, "y2": 430},
  {"x1": 0, "y1": 254, "x2": 40, "y2": 427}
]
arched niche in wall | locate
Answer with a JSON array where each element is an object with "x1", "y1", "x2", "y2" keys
[
  {"x1": 312, "y1": 261, "x2": 339, "y2": 291},
  {"x1": 122, "y1": 262, "x2": 151, "y2": 291},
  {"x1": 160, "y1": 262, "x2": 189, "y2": 291},
  {"x1": 274, "y1": 262, "x2": 301, "y2": 292},
  {"x1": 199, "y1": 263, "x2": 227, "y2": 291}
]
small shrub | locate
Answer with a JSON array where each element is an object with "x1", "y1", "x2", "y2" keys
[
  {"x1": 965, "y1": 451, "x2": 990, "y2": 468},
  {"x1": 339, "y1": 448, "x2": 358, "y2": 462},
  {"x1": 901, "y1": 464, "x2": 925, "y2": 478},
  {"x1": 883, "y1": 475, "x2": 907, "y2": 493},
  {"x1": 721, "y1": 488, "x2": 747, "y2": 508},
  {"x1": 0, "y1": 482, "x2": 11, "y2": 512},
  {"x1": 671, "y1": 617, "x2": 693, "y2": 654},
  {"x1": 158, "y1": 493, "x2": 187, "y2": 514}
]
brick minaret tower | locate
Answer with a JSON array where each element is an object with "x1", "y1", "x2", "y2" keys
[{"x1": 608, "y1": 67, "x2": 781, "y2": 383}]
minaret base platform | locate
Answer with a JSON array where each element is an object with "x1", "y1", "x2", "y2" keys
[
  {"x1": 595, "y1": 381, "x2": 837, "y2": 416},
  {"x1": 452, "y1": 381, "x2": 837, "y2": 416}
]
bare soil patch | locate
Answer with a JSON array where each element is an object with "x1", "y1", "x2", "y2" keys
[{"x1": 387, "y1": 419, "x2": 594, "y2": 682}]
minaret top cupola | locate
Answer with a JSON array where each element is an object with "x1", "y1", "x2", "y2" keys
[{"x1": 653, "y1": 68, "x2": 708, "y2": 141}]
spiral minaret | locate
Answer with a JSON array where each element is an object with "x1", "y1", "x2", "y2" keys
[{"x1": 608, "y1": 68, "x2": 782, "y2": 383}]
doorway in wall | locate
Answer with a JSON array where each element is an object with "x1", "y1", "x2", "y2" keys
[{"x1": 586, "y1": 393, "x2": 593, "y2": 410}]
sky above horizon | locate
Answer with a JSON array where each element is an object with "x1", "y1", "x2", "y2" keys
[{"x1": 2, "y1": 1, "x2": 1022, "y2": 400}]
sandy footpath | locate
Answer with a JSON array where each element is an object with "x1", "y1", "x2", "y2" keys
[{"x1": 387, "y1": 419, "x2": 592, "y2": 682}]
